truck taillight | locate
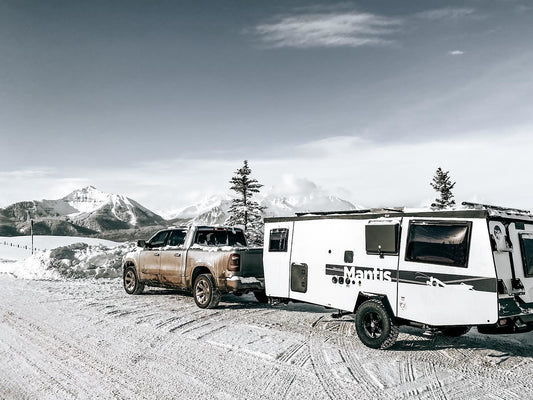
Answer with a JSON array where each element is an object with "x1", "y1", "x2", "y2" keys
[{"x1": 228, "y1": 253, "x2": 240, "y2": 271}]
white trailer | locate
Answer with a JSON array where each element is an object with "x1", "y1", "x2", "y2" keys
[{"x1": 263, "y1": 204, "x2": 533, "y2": 349}]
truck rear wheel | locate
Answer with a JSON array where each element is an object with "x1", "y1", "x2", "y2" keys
[
  {"x1": 193, "y1": 274, "x2": 221, "y2": 309},
  {"x1": 123, "y1": 267, "x2": 144, "y2": 295},
  {"x1": 253, "y1": 290, "x2": 268, "y2": 304},
  {"x1": 355, "y1": 299, "x2": 398, "y2": 349}
]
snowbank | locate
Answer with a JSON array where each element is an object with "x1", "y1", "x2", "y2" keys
[
  {"x1": 0, "y1": 242, "x2": 135, "y2": 280},
  {"x1": 0, "y1": 235, "x2": 120, "y2": 262}
]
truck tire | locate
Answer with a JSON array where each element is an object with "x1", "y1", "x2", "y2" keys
[
  {"x1": 123, "y1": 267, "x2": 145, "y2": 295},
  {"x1": 193, "y1": 274, "x2": 221, "y2": 309},
  {"x1": 355, "y1": 299, "x2": 399, "y2": 349},
  {"x1": 441, "y1": 326, "x2": 471, "y2": 337},
  {"x1": 253, "y1": 290, "x2": 268, "y2": 304}
]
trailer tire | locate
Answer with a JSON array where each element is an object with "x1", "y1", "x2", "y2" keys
[
  {"x1": 123, "y1": 267, "x2": 144, "y2": 295},
  {"x1": 441, "y1": 326, "x2": 471, "y2": 337},
  {"x1": 253, "y1": 290, "x2": 268, "y2": 304},
  {"x1": 193, "y1": 274, "x2": 221, "y2": 309},
  {"x1": 355, "y1": 299, "x2": 398, "y2": 349}
]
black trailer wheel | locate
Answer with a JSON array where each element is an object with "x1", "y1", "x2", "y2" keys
[
  {"x1": 253, "y1": 290, "x2": 269, "y2": 304},
  {"x1": 441, "y1": 326, "x2": 471, "y2": 337},
  {"x1": 123, "y1": 267, "x2": 145, "y2": 295},
  {"x1": 355, "y1": 299, "x2": 399, "y2": 349},
  {"x1": 193, "y1": 274, "x2": 221, "y2": 309}
]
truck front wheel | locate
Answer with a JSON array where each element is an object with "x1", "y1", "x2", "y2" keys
[
  {"x1": 193, "y1": 274, "x2": 221, "y2": 309},
  {"x1": 355, "y1": 299, "x2": 399, "y2": 349},
  {"x1": 123, "y1": 267, "x2": 144, "y2": 295}
]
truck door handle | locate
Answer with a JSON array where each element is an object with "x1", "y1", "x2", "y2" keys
[
  {"x1": 154, "y1": 253, "x2": 160, "y2": 256},
  {"x1": 174, "y1": 253, "x2": 181, "y2": 257}
]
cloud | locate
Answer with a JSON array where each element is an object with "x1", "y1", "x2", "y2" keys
[
  {"x1": 415, "y1": 7, "x2": 476, "y2": 21},
  {"x1": 449, "y1": 50, "x2": 465, "y2": 55},
  {"x1": 253, "y1": 11, "x2": 402, "y2": 49}
]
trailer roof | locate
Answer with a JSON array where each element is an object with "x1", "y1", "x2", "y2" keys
[{"x1": 264, "y1": 203, "x2": 533, "y2": 223}]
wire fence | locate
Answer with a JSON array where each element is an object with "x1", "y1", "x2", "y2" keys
[{"x1": 1, "y1": 241, "x2": 46, "y2": 252}]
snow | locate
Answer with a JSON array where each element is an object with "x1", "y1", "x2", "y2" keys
[
  {"x1": 0, "y1": 235, "x2": 131, "y2": 280},
  {"x1": 0, "y1": 235, "x2": 120, "y2": 261},
  {"x1": 2, "y1": 277, "x2": 533, "y2": 399}
]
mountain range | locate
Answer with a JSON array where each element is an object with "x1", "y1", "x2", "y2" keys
[{"x1": 0, "y1": 186, "x2": 360, "y2": 239}]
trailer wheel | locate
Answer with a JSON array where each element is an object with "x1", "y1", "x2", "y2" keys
[
  {"x1": 193, "y1": 274, "x2": 221, "y2": 309},
  {"x1": 355, "y1": 299, "x2": 399, "y2": 349},
  {"x1": 123, "y1": 267, "x2": 144, "y2": 295},
  {"x1": 441, "y1": 326, "x2": 471, "y2": 337}
]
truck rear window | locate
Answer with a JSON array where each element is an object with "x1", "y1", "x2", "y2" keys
[
  {"x1": 519, "y1": 234, "x2": 533, "y2": 277},
  {"x1": 195, "y1": 229, "x2": 247, "y2": 247},
  {"x1": 405, "y1": 221, "x2": 471, "y2": 268}
]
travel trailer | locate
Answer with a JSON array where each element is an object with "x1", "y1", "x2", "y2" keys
[{"x1": 263, "y1": 203, "x2": 533, "y2": 349}]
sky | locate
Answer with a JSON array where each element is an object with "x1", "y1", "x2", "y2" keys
[{"x1": 1, "y1": 0, "x2": 533, "y2": 214}]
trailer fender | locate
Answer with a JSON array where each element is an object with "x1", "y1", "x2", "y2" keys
[{"x1": 354, "y1": 292, "x2": 395, "y2": 319}]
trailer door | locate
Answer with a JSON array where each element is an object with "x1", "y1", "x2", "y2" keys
[
  {"x1": 263, "y1": 221, "x2": 294, "y2": 298},
  {"x1": 397, "y1": 218, "x2": 498, "y2": 326}
]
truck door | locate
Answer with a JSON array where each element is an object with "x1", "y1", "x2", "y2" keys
[
  {"x1": 263, "y1": 222, "x2": 294, "y2": 298},
  {"x1": 397, "y1": 218, "x2": 497, "y2": 326},
  {"x1": 139, "y1": 230, "x2": 169, "y2": 281},
  {"x1": 159, "y1": 229, "x2": 188, "y2": 287}
]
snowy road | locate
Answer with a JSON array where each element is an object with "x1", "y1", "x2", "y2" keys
[{"x1": 1, "y1": 275, "x2": 533, "y2": 399}]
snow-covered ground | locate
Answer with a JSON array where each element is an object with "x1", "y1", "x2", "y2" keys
[
  {"x1": 0, "y1": 235, "x2": 131, "y2": 280},
  {"x1": 1, "y1": 276, "x2": 533, "y2": 399},
  {"x1": 2, "y1": 234, "x2": 533, "y2": 399},
  {"x1": 0, "y1": 235, "x2": 120, "y2": 262}
]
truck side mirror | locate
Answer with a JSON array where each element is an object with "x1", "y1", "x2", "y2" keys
[{"x1": 137, "y1": 240, "x2": 146, "y2": 248}]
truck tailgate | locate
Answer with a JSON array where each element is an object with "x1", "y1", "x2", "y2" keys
[{"x1": 238, "y1": 248, "x2": 264, "y2": 278}]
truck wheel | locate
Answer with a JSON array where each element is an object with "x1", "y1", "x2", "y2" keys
[
  {"x1": 441, "y1": 326, "x2": 471, "y2": 337},
  {"x1": 355, "y1": 299, "x2": 399, "y2": 349},
  {"x1": 253, "y1": 290, "x2": 268, "y2": 304},
  {"x1": 193, "y1": 274, "x2": 221, "y2": 309},
  {"x1": 123, "y1": 267, "x2": 144, "y2": 295}
]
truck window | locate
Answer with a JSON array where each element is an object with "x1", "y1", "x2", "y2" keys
[
  {"x1": 519, "y1": 234, "x2": 533, "y2": 277},
  {"x1": 365, "y1": 224, "x2": 399, "y2": 255},
  {"x1": 405, "y1": 221, "x2": 471, "y2": 267},
  {"x1": 168, "y1": 230, "x2": 187, "y2": 247},
  {"x1": 148, "y1": 230, "x2": 170, "y2": 247},
  {"x1": 195, "y1": 229, "x2": 247, "y2": 247},
  {"x1": 269, "y1": 228, "x2": 289, "y2": 252}
]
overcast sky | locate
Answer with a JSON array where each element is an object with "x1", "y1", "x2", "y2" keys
[{"x1": 1, "y1": 0, "x2": 533, "y2": 213}]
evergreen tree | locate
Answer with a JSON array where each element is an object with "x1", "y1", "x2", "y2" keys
[
  {"x1": 430, "y1": 167, "x2": 456, "y2": 209},
  {"x1": 226, "y1": 160, "x2": 265, "y2": 245}
]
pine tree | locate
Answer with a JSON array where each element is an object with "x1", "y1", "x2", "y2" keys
[
  {"x1": 430, "y1": 167, "x2": 456, "y2": 209},
  {"x1": 226, "y1": 160, "x2": 266, "y2": 245}
]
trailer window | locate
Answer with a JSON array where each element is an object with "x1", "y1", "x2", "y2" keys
[
  {"x1": 366, "y1": 224, "x2": 399, "y2": 255},
  {"x1": 519, "y1": 234, "x2": 533, "y2": 277},
  {"x1": 269, "y1": 228, "x2": 289, "y2": 252},
  {"x1": 406, "y1": 222, "x2": 471, "y2": 267}
]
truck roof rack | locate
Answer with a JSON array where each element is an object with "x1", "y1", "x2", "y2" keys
[{"x1": 461, "y1": 202, "x2": 531, "y2": 215}]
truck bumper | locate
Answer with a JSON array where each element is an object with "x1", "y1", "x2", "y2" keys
[{"x1": 224, "y1": 276, "x2": 265, "y2": 292}]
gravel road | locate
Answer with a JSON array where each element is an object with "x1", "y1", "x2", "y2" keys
[{"x1": 1, "y1": 275, "x2": 533, "y2": 399}]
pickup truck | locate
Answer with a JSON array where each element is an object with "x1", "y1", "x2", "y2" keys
[{"x1": 122, "y1": 225, "x2": 265, "y2": 308}]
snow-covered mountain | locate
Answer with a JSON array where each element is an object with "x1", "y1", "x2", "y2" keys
[
  {"x1": 165, "y1": 192, "x2": 362, "y2": 226},
  {"x1": 0, "y1": 186, "x2": 165, "y2": 235},
  {"x1": 0, "y1": 185, "x2": 361, "y2": 236}
]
